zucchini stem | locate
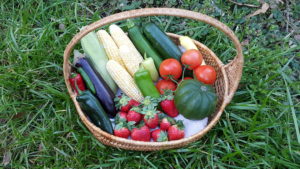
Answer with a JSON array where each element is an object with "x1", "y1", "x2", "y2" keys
[{"x1": 126, "y1": 19, "x2": 135, "y2": 29}]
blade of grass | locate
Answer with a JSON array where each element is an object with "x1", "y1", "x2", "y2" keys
[
  {"x1": 164, "y1": 16, "x2": 174, "y2": 32},
  {"x1": 283, "y1": 77, "x2": 300, "y2": 144}
]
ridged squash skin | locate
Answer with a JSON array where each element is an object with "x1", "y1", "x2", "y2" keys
[
  {"x1": 174, "y1": 80, "x2": 217, "y2": 120},
  {"x1": 143, "y1": 22, "x2": 182, "y2": 60}
]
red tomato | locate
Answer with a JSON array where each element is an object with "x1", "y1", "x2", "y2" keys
[
  {"x1": 178, "y1": 77, "x2": 193, "y2": 84},
  {"x1": 159, "y1": 59, "x2": 182, "y2": 80},
  {"x1": 183, "y1": 77, "x2": 193, "y2": 80},
  {"x1": 194, "y1": 65, "x2": 216, "y2": 85},
  {"x1": 181, "y1": 49, "x2": 203, "y2": 70},
  {"x1": 156, "y1": 80, "x2": 176, "y2": 94}
]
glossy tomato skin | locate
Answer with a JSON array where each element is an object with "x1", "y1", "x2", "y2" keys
[
  {"x1": 159, "y1": 59, "x2": 182, "y2": 80},
  {"x1": 194, "y1": 65, "x2": 217, "y2": 85},
  {"x1": 181, "y1": 49, "x2": 203, "y2": 70},
  {"x1": 156, "y1": 80, "x2": 176, "y2": 94}
]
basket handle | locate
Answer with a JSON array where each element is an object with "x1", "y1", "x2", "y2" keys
[{"x1": 64, "y1": 8, "x2": 243, "y2": 102}]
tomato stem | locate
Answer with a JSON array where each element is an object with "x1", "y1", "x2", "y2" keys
[
  {"x1": 181, "y1": 66, "x2": 187, "y2": 81},
  {"x1": 168, "y1": 76, "x2": 179, "y2": 85}
]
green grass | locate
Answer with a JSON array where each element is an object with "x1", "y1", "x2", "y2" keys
[{"x1": 1, "y1": 0, "x2": 300, "y2": 168}]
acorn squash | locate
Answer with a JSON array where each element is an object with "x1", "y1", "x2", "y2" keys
[{"x1": 174, "y1": 80, "x2": 217, "y2": 120}]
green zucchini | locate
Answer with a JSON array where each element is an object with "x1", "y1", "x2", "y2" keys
[
  {"x1": 75, "y1": 82, "x2": 113, "y2": 134},
  {"x1": 127, "y1": 21, "x2": 162, "y2": 69},
  {"x1": 143, "y1": 22, "x2": 182, "y2": 60}
]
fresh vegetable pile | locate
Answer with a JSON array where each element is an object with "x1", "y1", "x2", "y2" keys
[{"x1": 69, "y1": 20, "x2": 218, "y2": 142}]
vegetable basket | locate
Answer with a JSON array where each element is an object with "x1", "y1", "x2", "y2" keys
[{"x1": 63, "y1": 8, "x2": 243, "y2": 151}]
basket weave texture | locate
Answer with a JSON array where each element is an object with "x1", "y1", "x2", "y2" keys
[{"x1": 63, "y1": 8, "x2": 243, "y2": 151}]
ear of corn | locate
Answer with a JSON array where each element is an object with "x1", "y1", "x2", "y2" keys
[
  {"x1": 179, "y1": 36, "x2": 206, "y2": 65},
  {"x1": 96, "y1": 30, "x2": 125, "y2": 67},
  {"x1": 80, "y1": 31, "x2": 118, "y2": 93},
  {"x1": 106, "y1": 60, "x2": 144, "y2": 102},
  {"x1": 119, "y1": 45, "x2": 143, "y2": 76},
  {"x1": 109, "y1": 24, "x2": 135, "y2": 48},
  {"x1": 109, "y1": 24, "x2": 143, "y2": 62}
]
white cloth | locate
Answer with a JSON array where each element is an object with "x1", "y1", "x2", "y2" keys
[{"x1": 174, "y1": 114, "x2": 208, "y2": 138}]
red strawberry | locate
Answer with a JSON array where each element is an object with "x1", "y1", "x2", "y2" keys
[
  {"x1": 114, "y1": 94, "x2": 140, "y2": 112},
  {"x1": 131, "y1": 124, "x2": 151, "y2": 141},
  {"x1": 160, "y1": 116, "x2": 175, "y2": 131},
  {"x1": 151, "y1": 129, "x2": 168, "y2": 142},
  {"x1": 144, "y1": 113, "x2": 159, "y2": 129},
  {"x1": 141, "y1": 107, "x2": 159, "y2": 129},
  {"x1": 127, "y1": 107, "x2": 142, "y2": 124},
  {"x1": 160, "y1": 90, "x2": 179, "y2": 117},
  {"x1": 115, "y1": 111, "x2": 127, "y2": 123},
  {"x1": 129, "y1": 99, "x2": 140, "y2": 107},
  {"x1": 168, "y1": 120, "x2": 185, "y2": 140},
  {"x1": 114, "y1": 122, "x2": 131, "y2": 138}
]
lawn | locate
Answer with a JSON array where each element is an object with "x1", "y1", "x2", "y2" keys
[{"x1": 1, "y1": 0, "x2": 299, "y2": 168}]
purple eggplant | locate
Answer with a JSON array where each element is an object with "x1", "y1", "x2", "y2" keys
[{"x1": 75, "y1": 57, "x2": 117, "y2": 117}]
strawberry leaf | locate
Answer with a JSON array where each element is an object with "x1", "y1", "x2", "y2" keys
[
  {"x1": 166, "y1": 117, "x2": 176, "y2": 124},
  {"x1": 160, "y1": 89, "x2": 174, "y2": 101},
  {"x1": 127, "y1": 121, "x2": 136, "y2": 126},
  {"x1": 142, "y1": 104, "x2": 157, "y2": 112},
  {"x1": 157, "y1": 131, "x2": 168, "y2": 142},
  {"x1": 130, "y1": 106, "x2": 141, "y2": 113},
  {"x1": 176, "y1": 120, "x2": 185, "y2": 130},
  {"x1": 115, "y1": 122, "x2": 125, "y2": 130},
  {"x1": 158, "y1": 113, "x2": 167, "y2": 120},
  {"x1": 127, "y1": 121, "x2": 135, "y2": 130},
  {"x1": 142, "y1": 96, "x2": 160, "y2": 107},
  {"x1": 115, "y1": 113, "x2": 126, "y2": 123},
  {"x1": 136, "y1": 121, "x2": 145, "y2": 128},
  {"x1": 114, "y1": 94, "x2": 130, "y2": 109},
  {"x1": 141, "y1": 106, "x2": 159, "y2": 119}
]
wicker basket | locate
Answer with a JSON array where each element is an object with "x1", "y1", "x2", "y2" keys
[{"x1": 63, "y1": 8, "x2": 243, "y2": 151}]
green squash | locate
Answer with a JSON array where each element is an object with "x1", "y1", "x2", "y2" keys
[{"x1": 174, "y1": 80, "x2": 217, "y2": 120}]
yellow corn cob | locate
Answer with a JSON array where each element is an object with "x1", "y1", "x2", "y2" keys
[
  {"x1": 106, "y1": 60, "x2": 144, "y2": 102},
  {"x1": 81, "y1": 31, "x2": 117, "y2": 93},
  {"x1": 109, "y1": 24, "x2": 135, "y2": 47},
  {"x1": 179, "y1": 36, "x2": 206, "y2": 65},
  {"x1": 96, "y1": 30, "x2": 125, "y2": 67},
  {"x1": 119, "y1": 45, "x2": 143, "y2": 76},
  {"x1": 109, "y1": 24, "x2": 143, "y2": 61}
]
